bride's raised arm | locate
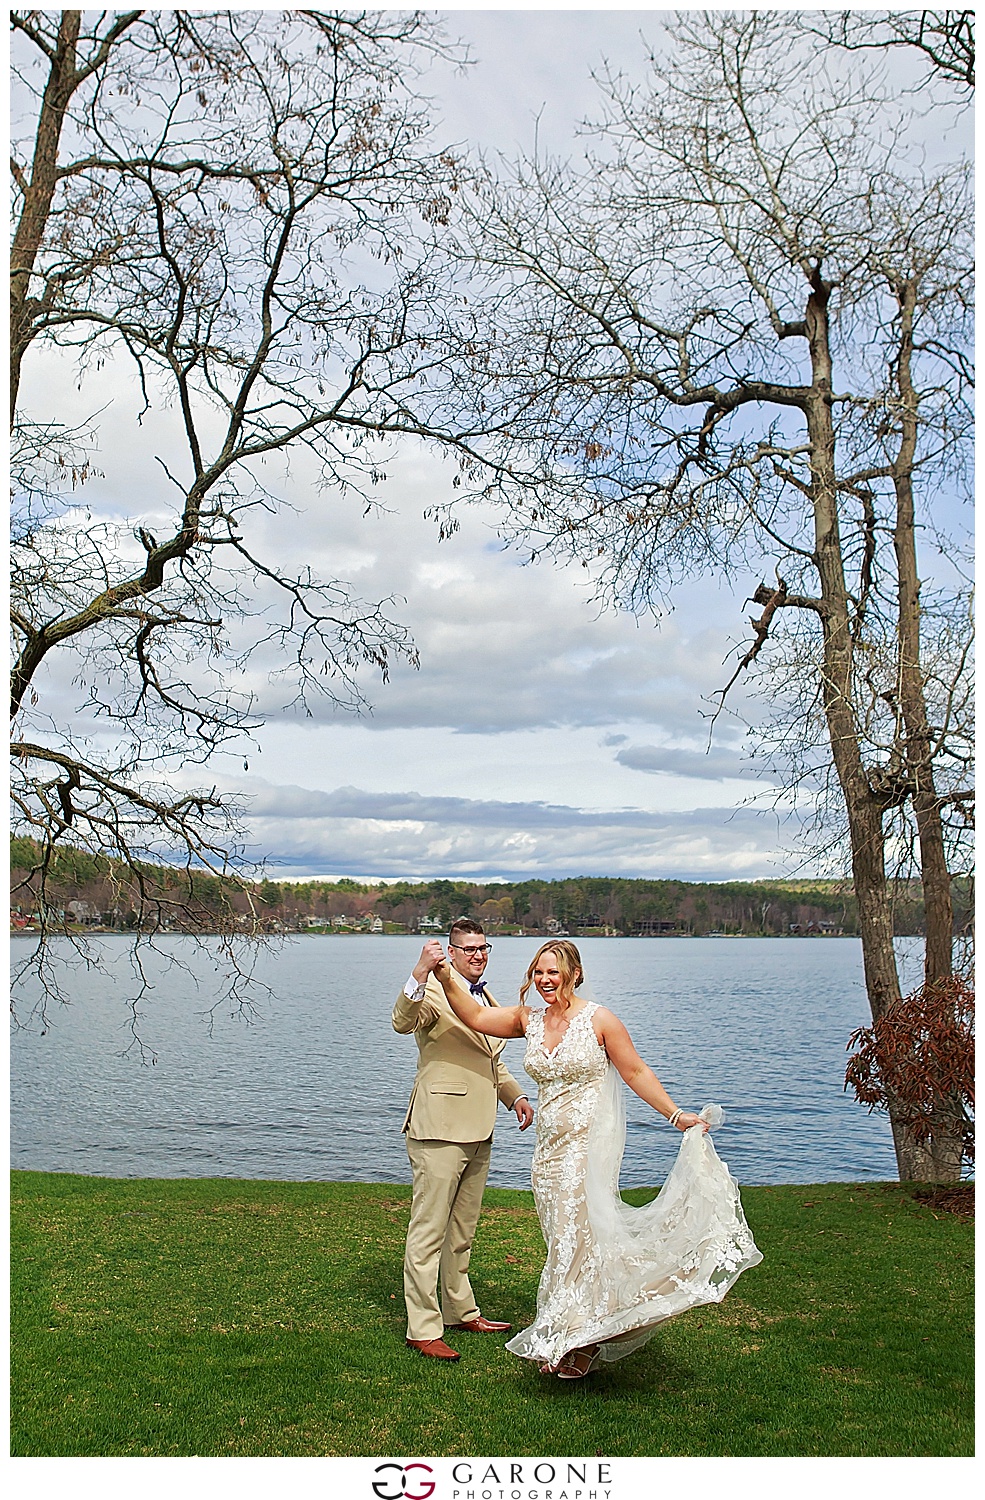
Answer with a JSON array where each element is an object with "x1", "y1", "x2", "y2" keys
[{"x1": 434, "y1": 959, "x2": 526, "y2": 1039}]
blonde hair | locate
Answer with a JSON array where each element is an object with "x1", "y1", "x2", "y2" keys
[{"x1": 519, "y1": 940, "x2": 584, "y2": 1013}]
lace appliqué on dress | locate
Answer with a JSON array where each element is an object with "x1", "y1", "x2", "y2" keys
[{"x1": 505, "y1": 1003, "x2": 763, "y2": 1368}]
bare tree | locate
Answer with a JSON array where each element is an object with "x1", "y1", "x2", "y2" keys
[
  {"x1": 9, "y1": 9, "x2": 475, "y2": 995},
  {"x1": 444, "y1": 12, "x2": 973, "y2": 1178}
]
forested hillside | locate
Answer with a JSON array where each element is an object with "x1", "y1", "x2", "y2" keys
[{"x1": 11, "y1": 836, "x2": 959, "y2": 938}]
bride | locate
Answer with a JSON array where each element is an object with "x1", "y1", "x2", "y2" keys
[{"x1": 433, "y1": 938, "x2": 762, "y2": 1380}]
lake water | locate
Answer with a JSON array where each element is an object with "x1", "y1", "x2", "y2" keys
[{"x1": 10, "y1": 934, "x2": 918, "y2": 1188}]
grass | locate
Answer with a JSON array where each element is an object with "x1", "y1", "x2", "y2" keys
[{"x1": 10, "y1": 1171, "x2": 973, "y2": 1457}]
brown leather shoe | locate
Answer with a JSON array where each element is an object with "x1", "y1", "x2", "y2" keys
[
  {"x1": 447, "y1": 1316, "x2": 512, "y2": 1333},
  {"x1": 406, "y1": 1337, "x2": 461, "y2": 1361}
]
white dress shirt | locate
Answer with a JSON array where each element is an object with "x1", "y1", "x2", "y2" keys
[{"x1": 403, "y1": 971, "x2": 489, "y2": 1004}]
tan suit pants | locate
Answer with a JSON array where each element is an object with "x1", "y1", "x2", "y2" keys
[{"x1": 403, "y1": 1135, "x2": 492, "y2": 1342}]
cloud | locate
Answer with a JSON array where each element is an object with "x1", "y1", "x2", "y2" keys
[
  {"x1": 224, "y1": 444, "x2": 752, "y2": 739},
  {"x1": 19, "y1": 320, "x2": 761, "y2": 755},
  {"x1": 615, "y1": 743, "x2": 765, "y2": 782},
  {"x1": 224, "y1": 774, "x2": 799, "y2": 882},
  {"x1": 18, "y1": 368, "x2": 780, "y2": 880},
  {"x1": 245, "y1": 780, "x2": 729, "y2": 830}
]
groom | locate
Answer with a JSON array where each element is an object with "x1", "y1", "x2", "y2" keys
[{"x1": 393, "y1": 918, "x2": 534, "y2": 1361}]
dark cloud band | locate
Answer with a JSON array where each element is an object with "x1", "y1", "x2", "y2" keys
[{"x1": 236, "y1": 778, "x2": 797, "y2": 881}]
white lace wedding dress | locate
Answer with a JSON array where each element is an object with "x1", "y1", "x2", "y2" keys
[{"x1": 505, "y1": 1002, "x2": 763, "y2": 1368}]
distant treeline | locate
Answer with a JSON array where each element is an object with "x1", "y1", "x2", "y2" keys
[{"x1": 11, "y1": 835, "x2": 968, "y2": 937}]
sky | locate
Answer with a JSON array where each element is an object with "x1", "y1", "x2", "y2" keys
[
  {"x1": 234, "y1": 10, "x2": 785, "y2": 884},
  {"x1": 15, "y1": 6, "x2": 970, "y2": 885}
]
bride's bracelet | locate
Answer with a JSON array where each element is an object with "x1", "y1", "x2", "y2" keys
[{"x1": 667, "y1": 1108, "x2": 683, "y2": 1128}]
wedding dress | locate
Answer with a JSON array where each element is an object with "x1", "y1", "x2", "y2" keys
[{"x1": 505, "y1": 1002, "x2": 763, "y2": 1368}]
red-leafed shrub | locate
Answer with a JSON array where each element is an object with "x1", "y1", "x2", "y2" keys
[{"x1": 845, "y1": 976, "x2": 975, "y2": 1172}]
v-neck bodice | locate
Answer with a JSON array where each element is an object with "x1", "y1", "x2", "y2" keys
[{"x1": 523, "y1": 1002, "x2": 607, "y2": 1087}]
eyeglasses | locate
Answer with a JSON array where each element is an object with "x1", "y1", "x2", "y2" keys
[{"x1": 450, "y1": 942, "x2": 492, "y2": 956}]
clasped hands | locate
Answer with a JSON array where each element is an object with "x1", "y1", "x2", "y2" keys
[{"x1": 412, "y1": 939, "x2": 450, "y2": 984}]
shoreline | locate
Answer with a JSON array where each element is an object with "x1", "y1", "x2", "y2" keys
[
  {"x1": 10, "y1": 928, "x2": 879, "y2": 939},
  {"x1": 11, "y1": 1168, "x2": 971, "y2": 1193}
]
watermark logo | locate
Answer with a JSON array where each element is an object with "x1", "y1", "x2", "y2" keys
[{"x1": 371, "y1": 1462, "x2": 437, "y2": 1500}]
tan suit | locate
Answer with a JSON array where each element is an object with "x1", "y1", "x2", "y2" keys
[{"x1": 393, "y1": 971, "x2": 527, "y2": 1341}]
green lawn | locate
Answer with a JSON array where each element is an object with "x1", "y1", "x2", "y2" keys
[{"x1": 10, "y1": 1172, "x2": 973, "y2": 1457}]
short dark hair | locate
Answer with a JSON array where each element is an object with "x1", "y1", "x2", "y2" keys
[{"x1": 449, "y1": 917, "x2": 484, "y2": 941}]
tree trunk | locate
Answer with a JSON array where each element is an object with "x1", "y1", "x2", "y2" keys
[
  {"x1": 892, "y1": 278, "x2": 954, "y2": 989},
  {"x1": 802, "y1": 270, "x2": 956, "y2": 1181},
  {"x1": 10, "y1": 11, "x2": 82, "y2": 423},
  {"x1": 887, "y1": 278, "x2": 962, "y2": 1182}
]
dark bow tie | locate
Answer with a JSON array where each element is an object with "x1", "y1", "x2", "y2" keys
[{"x1": 469, "y1": 981, "x2": 487, "y2": 997}]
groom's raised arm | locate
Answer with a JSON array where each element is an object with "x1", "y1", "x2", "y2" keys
[{"x1": 392, "y1": 940, "x2": 445, "y2": 1033}]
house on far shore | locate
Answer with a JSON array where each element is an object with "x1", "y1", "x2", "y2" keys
[
  {"x1": 67, "y1": 899, "x2": 101, "y2": 925},
  {"x1": 418, "y1": 915, "x2": 443, "y2": 933}
]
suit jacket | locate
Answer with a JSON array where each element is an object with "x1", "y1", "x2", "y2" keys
[{"x1": 392, "y1": 971, "x2": 527, "y2": 1142}]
